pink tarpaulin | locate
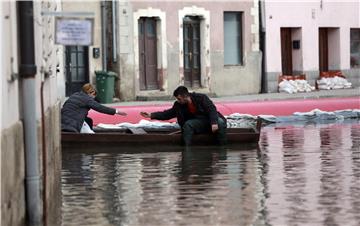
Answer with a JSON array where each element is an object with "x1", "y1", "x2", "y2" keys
[{"x1": 89, "y1": 97, "x2": 360, "y2": 126}]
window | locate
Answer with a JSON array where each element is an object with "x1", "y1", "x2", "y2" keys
[
  {"x1": 350, "y1": 28, "x2": 360, "y2": 68},
  {"x1": 224, "y1": 12, "x2": 243, "y2": 65}
]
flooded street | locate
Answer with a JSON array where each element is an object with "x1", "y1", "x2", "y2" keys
[{"x1": 62, "y1": 120, "x2": 360, "y2": 226}]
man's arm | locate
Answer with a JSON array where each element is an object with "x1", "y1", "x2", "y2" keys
[{"x1": 141, "y1": 103, "x2": 177, "y2": 120}]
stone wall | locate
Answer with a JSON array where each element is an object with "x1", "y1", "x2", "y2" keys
[
  {"x1": 1, "y1": 122, "x2": 26, "y2": 226},
  {"x1": 1, "y1": 103, "x2": 62, "y2": 226},
  {"x1": 41, "y1": 103, "x2": 62, "y2": 226}
]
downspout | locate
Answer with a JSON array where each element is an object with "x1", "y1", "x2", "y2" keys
[
  {"x1": 259, "y1": 0, "x2": 267, "y2": 93},
  {"x1": 18, "y1": 1, "x2": 42, "y2": 226},
  {"x1": 112, "y1": 0, "x2": 117, "y2": 63},
  {"x1": 40, "y1": 80, "x2": 47, "y2": 226},
  {"x1": 101, "y1": 1, "x2": 107, "y2": 71}
]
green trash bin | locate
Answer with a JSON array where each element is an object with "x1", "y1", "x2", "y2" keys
[{"x1": 95, "y1": 71, "x2": 117, "y2": 103}]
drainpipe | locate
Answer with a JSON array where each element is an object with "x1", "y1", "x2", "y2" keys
[
  {"x1": 259, "y1": 0, "x2": 267, "y2": 93},
  {"x1": 112, "y1": 0, "x2": 118, "y2": 63},
  {"x1": 101, "y1": 1, "x2": 107, "y2": 71},
  {"x1": 40, "y1": 79, "x2": 47, "y2": 226},
  {"x1": 18, "y1": 1, "x2": 41, "y2": 226}
]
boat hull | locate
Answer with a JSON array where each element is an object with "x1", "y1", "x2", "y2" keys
[{"x1": 62, "y1": 124, "x2": 261, "y2": 152}]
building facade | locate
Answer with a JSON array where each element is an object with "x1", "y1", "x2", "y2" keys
[
  {"x1": 61, "y1": 0, "x2": 359, "y2": 100},
  {"x1": 61, "y1": 0, "x2": 262, "y2": 100},
  {"x1": 263, "y1": 0, "x2": 360, "y2": 92},
  {"x1": 115, "y1": 0, "x2": 262, "y2": 100}
]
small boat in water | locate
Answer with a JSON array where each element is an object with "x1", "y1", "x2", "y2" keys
[{"x1": 62, "y1": 119, "x2": 262, "y2": 150}]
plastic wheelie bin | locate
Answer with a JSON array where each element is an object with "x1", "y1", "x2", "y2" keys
[{"x1": 95, "y1": 71, "x2": 117, "y2": 103}]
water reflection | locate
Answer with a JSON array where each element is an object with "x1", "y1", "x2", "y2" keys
[
  {"x1": 262, "y1": 120, "x2": 360, "y2": 226},
  {"x1": 282, "y1": 128, "x2": 309, "y2": 225},
  {"x1": 319, "y1": 126, "x2": 344, "y2": 226},
  {"x1": 62, "y1": 120, "x2": 360, "y2": 226},
  {"x1": 350, "y1": 124, "x2": 360, "y2": 224}
]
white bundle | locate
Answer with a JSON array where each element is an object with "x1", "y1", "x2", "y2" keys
[
  {"x1": 295, "y1": 79, "x2": 315, "y2": 92},
  {"x1": 293, "y1": 108, "x2": 333, "y2": 116},
  {"x1": 226, "y1": 113, "x2": 256, "y2": 120},
  {"x1": 317, "y1": 76, "x2": 352, "y2": 90},
  {"x1": 279, "y1": 79, "x2": 315, "y2": 94},
  {"x1": 97, "y1": 119, "x2": 180, "y2": 130},
  {"x1": 278, "y1": 80, "x2": 297, "y2": 93}
]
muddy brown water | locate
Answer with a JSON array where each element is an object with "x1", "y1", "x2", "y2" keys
[{"x1": 62, "y1": 120, "x2": 360, "y2": 226}]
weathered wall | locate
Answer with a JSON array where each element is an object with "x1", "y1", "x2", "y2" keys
[
  {"x1": 1, "y1": 1, "x2": 63, "y2": 225},
  {"x1": 1, "y1": 122, "x2": 26, "y2": 226},
  {"x1": 41, "y1": 103, "x2": 62, "y2": 226},
  {"x1": 1, "y1": 1, "x2": 21, "y2": 130},
  {"x1": 1, "y1": 104, "x2": 62, "y2": 226},
  {"x1": 211, "y1": 51, "x2": 261, "y2": 96},
  {"x1": 207, "y1": 0, "x2": 261, "y2": 96},
  {"x1": 116, "y1": 0, "x2": 136, "y2": 101},
  {"x1": 0, "y1": 3, "x2": 25, "y2": 226},
  {"x1": 35, "y1": 2, "x2": 63, "y2": 225}
]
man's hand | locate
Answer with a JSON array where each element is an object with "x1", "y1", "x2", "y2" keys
[
  {"x1": 211, "y1": 124, "x2": 218, "y2": 133},
  {"x1": 140, "y1": 111, "x2": 151, "y2": 118},
  {"x1": 115, "y1": 109, "x2": 127, "y2": 116}
]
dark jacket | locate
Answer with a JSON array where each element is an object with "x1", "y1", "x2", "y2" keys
[
  {"x1": 61, "y1": 91, "x2": 116, "y2": 132},
  {"x1": 151, "y1": 92, "x2": 226, "y2": 127}
]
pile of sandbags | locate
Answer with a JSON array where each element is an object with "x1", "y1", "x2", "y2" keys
[
  {"x1": 317, "y1": 76, "x2": 352, "y2": 90},
  {"x1": 279, "y1": 79, "x2": 315, "y2": 94}
]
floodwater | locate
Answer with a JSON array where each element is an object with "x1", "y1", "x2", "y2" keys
[{"x1": 61, "y1": 120, "x2": 360, "y2": 226}]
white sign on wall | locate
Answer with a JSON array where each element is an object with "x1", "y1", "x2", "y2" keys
[{"x1": 55, "y1": 17, "x2": 93, "y2": 46}]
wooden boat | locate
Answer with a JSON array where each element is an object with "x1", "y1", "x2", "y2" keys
[{"x1": 62, "y1": 118, "x2": 262, "y2": 150}]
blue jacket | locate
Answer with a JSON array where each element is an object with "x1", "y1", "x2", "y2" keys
[{"x1": 61, "y1": 92, "x2": 116, "y2": 132}]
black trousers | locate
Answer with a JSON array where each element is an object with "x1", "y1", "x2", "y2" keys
[{"x1": 182, "y1": 116, "x2": 227, "y2": 146}]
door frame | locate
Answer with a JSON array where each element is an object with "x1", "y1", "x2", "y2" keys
[
  {"x1": 280, "y1": 28, "x2": 293, "y2": 75},
  {"x1": 65, "y1": 46, "x2": 89, "y2": 96},
  {"x1": 319, "y1": 28, "x2": 329, "y2": 72},
  {"x1": 183, "y1": 16, "x2": 201, "y2": 88},
  {"x1": 179, "y1": 7, "x2": 210, "y2": 90},
  {"x1": 133, "y1": 9, "x2": 167, "y2": 96},
  {"x1": 138, "y1": 17, "x2": 159, "y2": 91}
]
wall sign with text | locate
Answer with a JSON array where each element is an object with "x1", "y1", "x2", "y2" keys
[{"x1": 55, "y1": 17, "x2": 94, "y2": 46}]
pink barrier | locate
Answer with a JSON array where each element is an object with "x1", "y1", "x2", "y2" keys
[{"x1": 89, "y1": 97, "x2": 360, "y2": 125}]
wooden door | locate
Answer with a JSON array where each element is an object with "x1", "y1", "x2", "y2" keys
[
  {"x1": 139, "y1": 17, "x2": 158, "y2": 90},
  {"x1": 65, "y1": 46, "x2": 89, "y2": 96},
  {"x1": 319, "y1": 28, "x2": 329, "y2": 72},
  {"x1": 183, "y1": 16, "x2": 201, "y2": 88},
  {"x1": 281, "y1": 28, "x2": 292, "y2": 75}
]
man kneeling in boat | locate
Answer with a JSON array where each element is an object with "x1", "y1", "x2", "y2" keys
[
  {"x1": 61, "y1": 83, "x2": 127, "y2": 133},
  {"x1": 140, "y1": 86, "x2": 227, "y2": 146}
]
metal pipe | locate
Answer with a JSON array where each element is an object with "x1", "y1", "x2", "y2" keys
[
  {"x1": 101, "y1": 1, "x2": 107, "y2": 71},
  {"x1": 259, "y1": 0, "x2": 267, "y2": 93},
  {"x1": 40, "y1": 80, "x2": 47, "y2": 226},
  {"x1": 18, "y1": 1, "x2": 42, "y2": 225},
  {"x1": 112, "y1": 0, "x2": 118, "y2": 63}
]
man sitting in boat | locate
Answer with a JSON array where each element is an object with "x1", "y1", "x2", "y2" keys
[
  {"x1": 61, "y1": 83, "x2": 127, "y2": 133},
  {"x1": 140, "y1": 86, "x2": 227, "y2": 146}
]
